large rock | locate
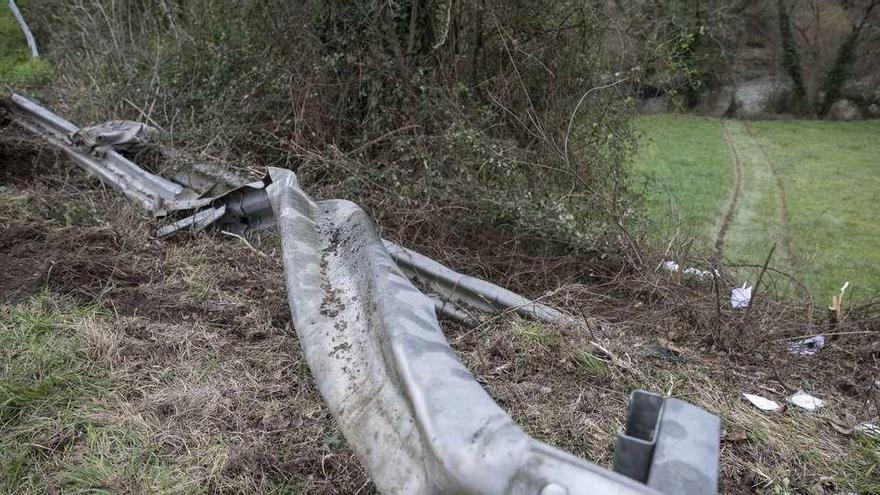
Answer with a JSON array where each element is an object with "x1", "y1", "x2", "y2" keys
[
  {"x1": 732, "y1": 78, "x2": 792, "y2": 118},
  {"x1": 827, "y1": 99, "x2": 862, "y2": 121},
  {"x1": 698, "y1": 85, "x2": 735, "y2": 117},
  {"x1": 841, "y1": 76, "x2": 880, "y2": 104},
  {"x1": 868, "y1": 103, "x2": 880, "y2": 118}
]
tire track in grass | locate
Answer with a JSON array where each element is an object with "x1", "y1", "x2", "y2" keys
[
  {"x1": 744, "y1": 122, "x2": 798, "y2": 273},
  {"x1": 719, "y1": 120, "x2": 796, "y2": 277},
  {"x1": 714, "y1": 119, "x2": 743, "y2": 260}
]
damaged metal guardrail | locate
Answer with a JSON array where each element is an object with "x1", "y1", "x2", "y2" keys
[
  {"x1": 2, "y1": 93, "x2": 721, "y2": 494},
  {"x1": 153, "y1": 174, "x2": 574, "y2": 326},
  {"x1": 4, "y1": 94, "x2": 202, "y2": 212}
]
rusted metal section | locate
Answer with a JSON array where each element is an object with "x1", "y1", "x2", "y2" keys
[{"x1": 7, "y1": 0, "x2": 39, "y2": 59}]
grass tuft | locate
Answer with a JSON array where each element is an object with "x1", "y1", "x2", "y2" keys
[
  {"x1": 0, "y1": 2, "x2": 53, "y2": 86},
  {"x1": 513, "y1": 321, "x2": 560, "y2": 349},
  {"x1": 571, "y1": 350, "x2": 611, "y2": 378},
  {"x1": 0, "y1": 292, "x2": 102, "y2": 423}
]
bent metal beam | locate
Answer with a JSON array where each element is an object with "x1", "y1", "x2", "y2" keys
[{"x1": 2, "y1": 93, "x2": 720, "y2": 494}]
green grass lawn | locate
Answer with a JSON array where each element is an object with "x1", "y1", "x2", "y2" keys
[
  {"x1": 721, "y1": 120, "x2": 794, "y2": 273},
  {"x1": 631, "y1": 114, "x2": 732, "y2": 247},
  {"x1": 749, "y1": 120, "x2": 880, "y2": 302},
  {"x1": 633, "y1": 114, "x2": 880, "y2": 303},
  {"x1": 0, "y1": 1, "x2": 52, "y2": 85}
]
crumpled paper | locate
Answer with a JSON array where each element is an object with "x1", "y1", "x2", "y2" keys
[
  {"x1": 731, "y1": 283, "x2": 752, "y2": 309},
  {"x1": 787, "y1": 390, "x2": 825, "y2": 411},
  {"x1": 742, "y1": 393, "x2": 780, "y2": 411}
]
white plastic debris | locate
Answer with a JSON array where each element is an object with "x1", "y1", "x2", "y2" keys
[
  {"x1": 855, "y1": 422, "x2": 880, "y2": 439},
  {"x1": 787, "y1": 390, "x2": 825, "y2": 411},
  {"x1": 731, "y1": 283, "x2": 752, "y2": 309},
  {"x1": 659, "y1": 260, "x2": 715, "y2": 280},
  {"x1": 660, "y1": 260, "x2": 680, "y2": 272},
  {"x1": 683, "y1": 267, "x2": 711, "y2": 279},
  {"x1": 787, "y1": 335, "x2": 826, "y2": 356},
  {"x1": 742, "y1": 393, "x2": 780, "y2": 412}
]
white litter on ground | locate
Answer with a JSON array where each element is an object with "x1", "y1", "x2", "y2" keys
[
  {"x1": 787, "y1": 390, "x2": 825, "y2": 411},
  {"x1": 787, "y1": 335, "x2": 826, "y2": 356},
  {"x1": 742, "y1": 393, "x2": 780, "y2": 411},
  {"x1": 731, "y1": 283, "x2": 752, "y2": 309},
  {"x1": 659, "y1": 260, "x2": 715, "y2": 280},
  {"x1": 683, "y1": 267, "x2": 712, "y2": 279},
  {"x1": 660, "y1": 260, "x2": 680, "y2": 272},
  {"x1": 855, "y1": 422, "x2": 880, "y2": 438}
]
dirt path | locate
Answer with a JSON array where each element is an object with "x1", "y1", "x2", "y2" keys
[
  {"x1": 744, "y1": 122, "x2": 798, "y2": 273},
  {"x1": 714, "y1": 120, "x2": 744, "y2": 260},
  {"x1": 715, "y1": 120, "x2": 796, "y2": 275}
]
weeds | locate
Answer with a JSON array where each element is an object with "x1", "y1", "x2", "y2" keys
[
  {"x1": 22, "y1": 0, "x2": 637, "y2": 256},
  {"x1": 571, "y1": 350, "x2": 610, "y2": 378},
  {"x1": 514, "y1": 321, "x2": 559, "y2": 349},
  {"x1": 0, "y1": 292, "x2": 102, "y2": 423}
]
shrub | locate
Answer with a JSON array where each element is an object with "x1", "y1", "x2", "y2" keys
[{"x1": 26, "y1": 0, "x2": 637, "y2": 253}]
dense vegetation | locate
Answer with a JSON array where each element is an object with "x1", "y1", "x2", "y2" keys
[{"x1": 24, "y1": 0, "x2": 639, "y2": 254}]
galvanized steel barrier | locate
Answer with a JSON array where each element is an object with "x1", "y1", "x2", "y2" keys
[
  {"x1": 2, "y1": 93, "x2": 721, "y2": 494},
  {"x1": 5, "y1": 94, "x2": 200, "y2": 212}
]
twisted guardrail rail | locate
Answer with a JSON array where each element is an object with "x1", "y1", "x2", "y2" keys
[{"x1": 2, "y1": 93, "x2": 720, "y2": 494}]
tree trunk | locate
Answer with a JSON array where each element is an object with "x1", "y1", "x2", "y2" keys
[
  {"x1": 818, "y1": 1, "x2": 879, "y2": 115},
  {"x1": 776, "y1": 0, "x2": 808, "y2": 110}
]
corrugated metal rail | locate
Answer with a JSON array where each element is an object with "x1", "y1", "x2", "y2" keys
[{"x1": 2, "y1": 93, "x2": 720, "y2": 495}]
